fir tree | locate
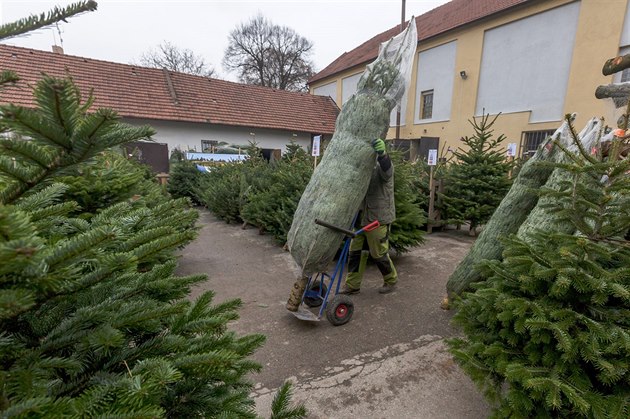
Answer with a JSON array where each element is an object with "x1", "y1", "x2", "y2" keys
[
  {"x1": 240, "y1": 142, "x2": 313, "y2": 242},
  {"x1": 167, "y1": 160, "x2": 206, "y2": 204},
  {"x1": 197, "y1": 162, "x2": 244, "y2": 223},
  {"x1": 239, "y1": 140, "x2": 270, "y2": 225},
  {"x1": 448, "y1": 121, "x2": 630, "y2": 417},
  {"x1": 0, "y1": 6, "x2": 306, "y2": 417},
  {"x1": 441, "y1": 113, "x2": 513, "y2": 235},
  {"x1": 0, "y1": 74, "x2": 267, "y2": 417},
  {"x1": 58, "y1": 150, "x2": 170, "y2": 217},
  {"x1": 389, "y1": 150, "x2": 426, "y2": 253}
]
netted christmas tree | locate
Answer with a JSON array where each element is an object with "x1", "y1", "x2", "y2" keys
[
  {"x1": 448, "y1": 121, "x2": 630, "y2": 417},
  {"x1": 441, "y1": 113, "x2": 513, "y2": 236}
]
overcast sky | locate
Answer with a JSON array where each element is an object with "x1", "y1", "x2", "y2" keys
[{"x1": 1, "y1": 0, "x2": 449, "y2": 81}]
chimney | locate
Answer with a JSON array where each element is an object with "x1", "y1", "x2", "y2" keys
[{"x1": 52, "y1": 45, "x2": 64, "y2": 54}]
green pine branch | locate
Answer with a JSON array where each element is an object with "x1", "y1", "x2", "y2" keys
[
  {"x1": 0, "y1": 1, "x2": 98, "y2": 41},
  {"x1": 270, "y1": 381, "x2": 307, "y2": 419}
]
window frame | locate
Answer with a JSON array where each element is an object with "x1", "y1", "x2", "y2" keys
[
  {"x1": 201, "y1": 140, "x2": 219, "y2": 153},
  {"x1": 519, "y1": 130, "x2": 556, "y2": 159},
  {"x1": 419, "y1": 89, "x2": 434, "y2": 120}
]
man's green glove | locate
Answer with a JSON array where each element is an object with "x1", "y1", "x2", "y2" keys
[{"x1": 372, "y1": 139, "x2": 386, "y2": 155}]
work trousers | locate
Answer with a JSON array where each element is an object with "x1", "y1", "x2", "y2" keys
[{"x1": 345, "y1": 224, "x2": 397, "y2": 290}]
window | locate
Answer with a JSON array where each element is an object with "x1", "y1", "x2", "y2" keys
[
  {"x1": 201, "y1": 140, "x2": 218, "y2": 153},
  {"x1": 520, "y1": 130, "x2": 555, "y2": 158},
  {"x1": 420, "y1": 90, "x2": 434, "y2": 120}
]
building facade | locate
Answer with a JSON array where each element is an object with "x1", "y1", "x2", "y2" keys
[
  {"x1": 0, "y1": 44, "x2": 339, "y2": 162},
  {"x1": 309, "y1": 0, "x2": 630, "y2": 160}
]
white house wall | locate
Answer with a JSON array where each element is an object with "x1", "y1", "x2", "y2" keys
[
  {"x1": 123, "y1": 118, "x2": 312, "y2": 154},
  {"x1": 342, "y1": 72, "x2": 362, "y2": 104},
  {"x1": 313, "y1": 80, "x2": 338, "y2": 105},
  {"x1": 476, "y1": 1, "x2": 581, "y2": 122},
  {"x1": 414, "y1": 41, "x2": 457, "y2": 124}
]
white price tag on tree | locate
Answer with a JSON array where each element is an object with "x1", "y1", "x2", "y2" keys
[
  {"x1": 506, "y1": 143, "x2": 517, "y2": 157},
  {"x1": 427, "y1": 149, "x2": 438, "y2": 166},
  {"x1": 312, "y1": 135, "x2": 321, "y2": 157}
]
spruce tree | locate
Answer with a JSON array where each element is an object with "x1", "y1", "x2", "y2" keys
[
  {"x1": 448, "y1": 122, "x2": 630, "y2": 417},
  {"x1": 441, "y1": 113, "x2": 513, "y2": 236}
]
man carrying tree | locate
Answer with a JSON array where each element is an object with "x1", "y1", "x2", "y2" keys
[
  {"x1": 339, "y1": 138, "x2": 398, "y2": 295},
  {"x1": 285, "y1": 139, "x2": 398, "y2": 312}
]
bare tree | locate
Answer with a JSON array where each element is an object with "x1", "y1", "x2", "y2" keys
[
  {"x1": 223, "y1": 14, "x2": 315, "y2": 92},
  {"x1": 138, "y1": 41, "x2": 215, "y2": 77}
]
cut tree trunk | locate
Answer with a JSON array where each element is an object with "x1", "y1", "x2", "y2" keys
[{"x1": 602, "y1": 54, "x2": 630, "y2": 76}]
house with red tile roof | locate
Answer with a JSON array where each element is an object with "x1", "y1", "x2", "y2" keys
[
  {"x1": 0, "y1": 44, "x2": 339, "y2": 160},
  {"x1": 309, "y1": 0, "x2": 629, "y2": 160}
]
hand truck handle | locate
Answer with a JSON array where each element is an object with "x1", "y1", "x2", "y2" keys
[
  {"x1": 362, "y1": 220, "x2": 380, "y2": 232},
  {"x1": 314, "y1": 219, "x2": 356, "y2": 238}
]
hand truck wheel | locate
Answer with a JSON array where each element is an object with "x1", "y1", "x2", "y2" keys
[
  {"x1": 304, "y1": 279, "x2": 328, "y2": 308},
  {"x1": 326, "y1": 294, "x2": 354, "y2": 326}
]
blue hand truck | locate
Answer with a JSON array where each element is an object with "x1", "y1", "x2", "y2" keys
[{"x1": 292, "y1": 218, "x2": 380, "y2": 326}]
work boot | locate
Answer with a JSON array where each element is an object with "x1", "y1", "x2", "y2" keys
[
  {"x1": 338, "y1": 285, "x2": 360, "y2": 295},
  {"x1": 378, "y1": 283, "x2": 397, "y2": 294},
  {"x1": 286, "y1": 277, "x2": 307, "y2": 312}
]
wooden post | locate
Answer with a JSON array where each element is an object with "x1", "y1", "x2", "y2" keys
[
  {"x1": 156, "y1": 172, "x2": 169, "y2": 186},
  {"x1": 427, "y1": 165, "x2": 435, "y2": 233}
]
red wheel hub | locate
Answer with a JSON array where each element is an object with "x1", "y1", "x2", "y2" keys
[{"x1": 335, "y1": 304, "x2": 348, "y2": 318}]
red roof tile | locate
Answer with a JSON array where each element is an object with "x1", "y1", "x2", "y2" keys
[
  {"x1": 309, "y1": 0, "x2": 530, "y2": 83},
  {"x1": 0, "y1": 44, "x2": 339, "y2": 135}
]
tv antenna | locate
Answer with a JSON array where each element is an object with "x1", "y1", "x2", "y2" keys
[{"x1": 53, "y1": 22, "x2": 64, "y2": 48}]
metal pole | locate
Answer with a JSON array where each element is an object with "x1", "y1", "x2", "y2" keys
[
  {"x1": 428, "y1": 165, "x2": 435, "y2": 234},
  {"x1": 395, "y1": 0, "x2": 406, "y2": 143},
  {"x1": 401, "y1": 0, "x2": 406, "y2": 29}
]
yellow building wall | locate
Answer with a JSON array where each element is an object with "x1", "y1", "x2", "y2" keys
[
  {"x1": 563, "y1": 0, "x2": 628, "y2": 124},
  {"x1": 310, "y1": 0, "x2": 628, "y2": 158}
]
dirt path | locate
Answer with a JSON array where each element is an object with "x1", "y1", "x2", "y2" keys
[{"x1": 177, "y1": 209, "x2": 490, "y2": 418}]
